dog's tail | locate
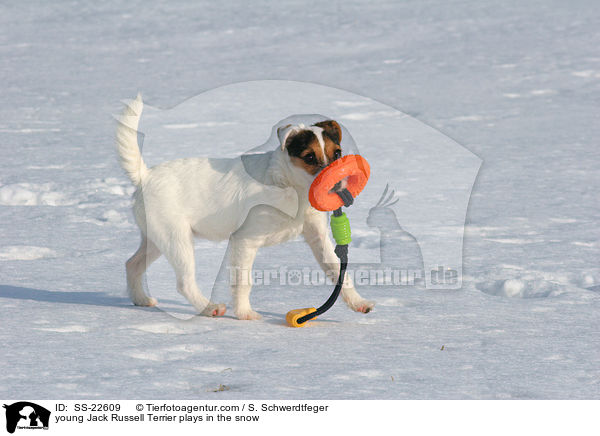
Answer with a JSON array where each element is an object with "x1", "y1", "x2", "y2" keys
[{"x1": 115, "y1": 93, "x2": 148, "y2": 186}]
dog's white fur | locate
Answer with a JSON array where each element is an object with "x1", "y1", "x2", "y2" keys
[{"x1": 116, "y1": 95, "x2": 374, "y2": 320}]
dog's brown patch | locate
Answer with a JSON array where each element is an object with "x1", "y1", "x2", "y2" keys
[
  {"x1": 315, "y1": 120, "x2": 342, "y2": 164},
  {"x1": 284, "y1": 121, "x2": 343, "y2": 175},
  {"x1": 314, "y1": 120, "x2": 342, "y2": 144},
  {"x1": 323, "y1": 135, "x2": 342, "y2": 164}
]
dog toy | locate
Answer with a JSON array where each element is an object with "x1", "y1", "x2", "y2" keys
[{"x1": 286, "y1": 154, "x2": 370, "y2": 327}]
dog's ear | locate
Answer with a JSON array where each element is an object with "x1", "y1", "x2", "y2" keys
[
  {"x1": 277, "y1": 124, "x2": 292, "y2": 149},
  {"x1": 314, "y1": 120, "x2": 342, "y2": 144},
  {"x1": 277, "y1": 124, "x2": 306, "y2": 150}
]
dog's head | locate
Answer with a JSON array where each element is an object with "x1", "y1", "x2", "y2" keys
[{"x1": 277, "y1": 120, "x2": 343, "y2": 179}]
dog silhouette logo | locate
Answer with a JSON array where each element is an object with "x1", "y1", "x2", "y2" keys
[{"x1": 3, "y1": 402, "x2": 50, "y2": 434}]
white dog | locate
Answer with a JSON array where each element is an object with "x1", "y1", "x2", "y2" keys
[{"x1": 115, "y1": 95, "x2": 374, "y2": 320}]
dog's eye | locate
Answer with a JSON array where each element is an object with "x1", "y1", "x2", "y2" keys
[
  {"x1": 303, "y1": 153, "x2": 316, "y2": 164},
  {"x1": 333, "y1": 149, "x2": 342, "y2": 160}
]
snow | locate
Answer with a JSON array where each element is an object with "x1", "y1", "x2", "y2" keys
[
  {"x1": 1, "y1": 0, "x2": 599, "y2": 400},
  {"x1": 0, "y1": 246, "x2": 57, "y2": 261}
]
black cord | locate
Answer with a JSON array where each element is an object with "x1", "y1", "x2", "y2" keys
[
  {"x1": 297, "y1": 243, "x2": 348, "y2": 325},
  {"x1": 295, "y1": 188, "x2": 354, "y2": 325}
]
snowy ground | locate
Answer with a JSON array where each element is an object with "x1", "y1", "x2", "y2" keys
[{"x1": 1, "y1": 1, "x2": 599, "y2": 399}]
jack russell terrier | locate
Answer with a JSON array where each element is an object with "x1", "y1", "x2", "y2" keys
[{"x1": 115, "y1": 95, "x2": 374, "y2": 320}]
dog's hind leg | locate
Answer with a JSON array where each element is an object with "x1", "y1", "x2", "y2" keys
[
  {"x1": 160, "y1": 226, "x2": 226, "y2": 317},
  {"x1": 126, "y1": 236, "x2": 161, "y2": 307}
]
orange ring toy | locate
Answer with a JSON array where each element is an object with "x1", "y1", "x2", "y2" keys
[{"x1": 309, "y1": 154, "x2": 370, "y2": 211}]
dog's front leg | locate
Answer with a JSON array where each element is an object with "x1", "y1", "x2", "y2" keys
[
  {"x1": 303, "y1": 209, "x2": 375, "y2": 313},
  {"x1": 229, "y1": 236, "x2": 262, "y2": 320}
]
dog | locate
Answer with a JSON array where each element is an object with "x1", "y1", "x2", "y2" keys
[{"x1": 115, "y1": 95, "x2": 375, "y2": 320}]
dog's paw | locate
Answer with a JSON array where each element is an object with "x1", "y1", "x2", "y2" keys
[
  {"x1": 201, "y1": 303, "x2": 227, "y2": 317},
  {"x1": 350, "y1": 299, "x2": 375, "y2": 314},
  {"x1": 235, "y1": 309, "x2": 262, "y2": 320},
  {"x1": 133, "y1": 296, "x2": 158, "y2": 307}
]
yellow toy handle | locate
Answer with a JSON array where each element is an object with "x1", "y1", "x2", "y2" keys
[{"x1": 286, "y1": 307, "x2": 317, "y2": 328}]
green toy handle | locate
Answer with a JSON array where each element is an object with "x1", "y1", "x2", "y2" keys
[{"x1": 330, "y1": 212, "x2": 352, "y2": 246}]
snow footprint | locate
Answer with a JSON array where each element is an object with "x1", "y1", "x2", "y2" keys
[
  {"x1": 0, "y1": 245, "x2": 58, "y2": 261},
  {"x1": 0, "y1": 182, "x2": 73, "y2": 206},
  {"x1": 476, "y1": 278, "x2": 564, "y2": 299}
]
